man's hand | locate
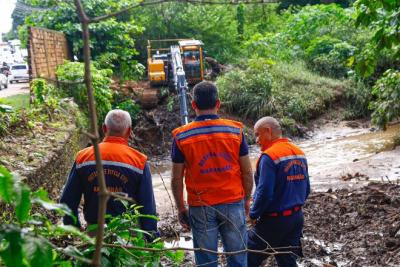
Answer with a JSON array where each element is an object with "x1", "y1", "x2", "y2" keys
[
  {"x1": 248, "y1": 218, "x2": 257, "y2": 226},
  {"x1": 178, "y1": 209, "x2": 191, "y2": 231},
  {"x1": 245, "y1": 198, "x2": 251, "y2": 216},
  {"x1": 239, "y1": 155, "x2": 253, "y2": 210},
  {"x1": 171, "y1": 163, "x2": 189, "y2": 230}
]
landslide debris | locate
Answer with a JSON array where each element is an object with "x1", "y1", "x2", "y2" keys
[{"x1": 302, "y1": 182, "x2": 400, "y2": 266}]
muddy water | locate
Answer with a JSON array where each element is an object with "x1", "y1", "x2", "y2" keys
[
  {"x1": 150, "y1": 122, "x2": 400, "y2": 213},
  {"x1": 297, "y1": 122, "x2": 400, "y2": 190}
]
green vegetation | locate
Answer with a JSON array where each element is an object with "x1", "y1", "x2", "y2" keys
[
  {"x1": 370, "y1": 70, "x2": 400, "y2": 129},
  {"x1": 342, "y1": 79, "x2": 372, "y2": 120},
  {"x1": 114, "y1": 99, "x2": 141, "y2": 123},
  {"x1": 0, "y1": 94, "x2": 30, "y2": 110},
  {"x1": 56, "y1": 61, "x2": 114, "y2": 126},
  {"x1": 132, "y1": 3, "x2": 240, "y2": 63},
  {"x1": 354, "y1": 0, "x2": 399, "y2": 77},
  {"x1": 0, "y1": 166, "x2": 183, "y2": 266},
  {"x1": 17, "y1": 1, "x2": 399, "y2": 128},
  {"x1": 22, "y1": 0, "x2": 145, "y2": 81},
  {"x1": 219, "y1": 2, "x2": 398, "y2": 129},
  {"x1": 354, "y1": 0, "x2": 400, "y2": 127},
  {"x1": 217, "y1": 59, "x2": 274, "y2": 120},
  {"x1": 218, "y1": 60, "x2": 348, "y2": 134},
  {"x1": 0, "y1": 79, "x2": 83, "y2": 137}
]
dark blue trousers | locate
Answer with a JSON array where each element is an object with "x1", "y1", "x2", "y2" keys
[{"x1": 247, "y1": 210, "x2": 304, "y2": 267}]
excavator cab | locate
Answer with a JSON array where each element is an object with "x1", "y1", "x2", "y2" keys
[
  {"x1": 147, "y1": 39, "x2": 204, "y2": 124},
  {"x1": 179, "y1": 40, "x2": 204, "y2": 85},
  {"x1": 147, "y1": 39, "x2": 204, "y2": 86}
]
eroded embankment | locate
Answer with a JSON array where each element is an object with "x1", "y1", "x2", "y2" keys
[{"x1": 0, "y1": 106, "x2": 87, "y2": 199}]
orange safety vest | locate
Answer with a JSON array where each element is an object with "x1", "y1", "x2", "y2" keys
[
  {"x1": 172, "y1": 118, "x2": 244, "y2": 206},
  {"x1": 261, "y1": 138, "x2": 305, "y2": 165},
  {"x1": 76, "y1": 136, "x2": 147, "y2": 173}
]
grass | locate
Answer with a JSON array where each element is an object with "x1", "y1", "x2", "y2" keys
[
  {"x1": 270, "y1": 61, "x2": 349, "y2": 122},
  {"x1": 218, "y1": 60, "x2": 349, "y2": 121},
  {"x1": 0, "y1": 94, "x2": 30, "y2": 110}
]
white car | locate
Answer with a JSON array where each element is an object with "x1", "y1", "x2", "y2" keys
[
  {"x1": 0, "y1": 73, "x2": 8, "y2": 89},
  {"x1": 9, "y1": 64, "x2": 29, "y2": 83}
]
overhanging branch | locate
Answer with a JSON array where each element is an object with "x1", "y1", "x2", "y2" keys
[{"x1": 90, "y1": 0, "x2": 279, "y2": 23}]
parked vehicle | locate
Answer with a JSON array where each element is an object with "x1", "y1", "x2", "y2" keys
[
  {"x1": 9, "y1": 64, "x2": 29, "y2": 83},
  {"x1": 0, "y1": 73, "x2": 8, "y2": 89}
]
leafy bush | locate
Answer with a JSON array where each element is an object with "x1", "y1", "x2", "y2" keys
[
  {"x1": 95, "y1": 52, "x2": 146, "y2": 82},
  {"x1": 114, "y1": 99, "x2": 141, "y2": 123},
  {"x1": 0, "y1": 166, "x2": 183, "y2": 266},
  {"x1": 306, "y1": 37, "x2": 355, "y2": 78},
  {"x1": 242, "y1": 4, "x2": 367, "y2": 80},
  {"x1": 285, "y1": 4, "x2": 355, "y2": 51},
  {"x1": 370, "y1": 70, "x2": 400, "y2": 129},
  {"x1": 217, "y1": 59, "x2": 274, "y2": 119},
  {"x1": 56, "y1": 61, "x2": 113, "y2": 126},
  {"x1": 306, "y1": 36, "x2": 342, "y2": 59},
  {"x1": 278, "y1": 0, "x2": 353, "y2": 11},
  {"x1": 31, "y1": 79, "x2": 60, "y2": 120},
  {"x1": 243, "y1": 32, "x2": 294, "y2": 61},
  {"x1": 355, "y1": 0, "x2": 400, "y2": 78},
  {"x1": 343, "y1": 79, "x2": 372, "y2": 119}
]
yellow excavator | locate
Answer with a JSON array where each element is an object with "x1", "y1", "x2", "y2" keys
[
  {"x1": 147, "y1": 39, "x2": 204, "y2": 86},
  {"x1": 147, "y1": 39, "x2": 205, "y2": 124}
]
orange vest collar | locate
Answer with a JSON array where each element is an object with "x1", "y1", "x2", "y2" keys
[
  {"x1": 103, "y1": 136, "x2": 128, "y2": 145},
  {"x1": 264, "y1": 138, "x2": 289, "y2": 151}
]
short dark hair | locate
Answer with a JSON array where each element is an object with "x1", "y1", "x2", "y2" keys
[{"x1": 193, "y1": 81, "x2": 218, "y2": 110}]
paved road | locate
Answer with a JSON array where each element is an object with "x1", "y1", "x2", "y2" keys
[{"x1": 0, "y1": 82, "x2": 30, "y2": 98}]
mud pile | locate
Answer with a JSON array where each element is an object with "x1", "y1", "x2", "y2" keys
[
  {"x1": 111, "y1": 80, "x2": 161, "y2": 109},
  {"x1": 302, "y1": 182, "x2": 400, "y2": 266},
  {"x1": 131, "y1": 96, "x2": 196, "y2": 156},
  {"x1": 131, "y1": 102, "x2": 180, "y2": 156},
  {"x1": 157, "y1": 182, "x2": 400, "y2": 266}
]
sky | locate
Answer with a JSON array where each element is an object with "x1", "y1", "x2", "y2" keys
[{"x1": 0, "y1": 0, "x2": 17, "y2": 34}]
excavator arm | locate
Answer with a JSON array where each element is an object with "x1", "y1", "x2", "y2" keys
[
  {"x1": 170, "y1": 45, "x2": 189, "y2": 125},
  {"x1": 147, "y1": 39, "x2": 204, "y2": 124}
]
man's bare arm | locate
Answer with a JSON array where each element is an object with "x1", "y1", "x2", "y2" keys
[
  {"x1": 171, "y1": 163, "x2": 186, "y2": 212},
  {"x1": 239, "y1": 155, "x2": 253, "y2": 200}
]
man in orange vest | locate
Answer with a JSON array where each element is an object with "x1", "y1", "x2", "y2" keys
[
  {"x1": 247, "y1": 117, "x2": 310, "y2": 266},
  {"x1": 171, "y1": 81, "x2": 253, "y2": 267},
  {"x1": 60, "y1": 109, "x2": 157, "y2": 238}
]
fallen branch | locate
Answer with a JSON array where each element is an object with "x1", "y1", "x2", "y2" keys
[{"x1": 102, "y1": 243, "x2": 300, "y2": 256}]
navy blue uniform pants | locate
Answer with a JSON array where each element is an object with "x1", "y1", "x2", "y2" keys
[{"x1": 247, "y1": 210, "x2": 304, "y2": 267}]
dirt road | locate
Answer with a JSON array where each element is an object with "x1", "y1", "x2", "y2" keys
[{"x1": 0, "y1": 82, "x2": 29, "y2": 98}]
